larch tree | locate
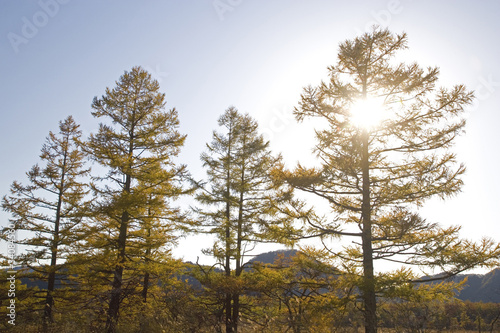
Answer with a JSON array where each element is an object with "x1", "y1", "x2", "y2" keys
[
  {"x1": 279, "y1": 28, "x2": 500, "y2": 332},
  {"x1": 195, "y1": 106, "x2": 294, "y2": 333},
  {"x1": 80, "y1": 66, "x2": 187, "y2": 333},
  {"x1": 1, "y1": 116, "x2": 89, "y2": 330}
]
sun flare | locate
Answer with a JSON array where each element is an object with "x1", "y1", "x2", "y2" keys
[{"x1": 349, "y1": 97, "x2": 387, "y2": 129}]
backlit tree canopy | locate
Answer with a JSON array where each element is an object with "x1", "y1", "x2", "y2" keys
[{"x1": 279, "y1": 28, "x2": 500, "y2": 332}]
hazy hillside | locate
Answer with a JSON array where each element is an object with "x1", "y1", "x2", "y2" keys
[
  {"x1": 453, "y1": 268, "x2": 500, "y2": 302},
  {"x1": 249, "y1": 249, "x2": 298, "y2": 265},
  {"x1": 250, "y1": 249, "x2": 500, "y2": 303}
]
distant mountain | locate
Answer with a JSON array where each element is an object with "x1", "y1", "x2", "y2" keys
[
  {"x1": 248, "y1": 250, "x2": 500, "y2": 303},
  {"x1": 451, "y1": 268, "x2": 500, "y2": 302},
  {"x1": 248, "y1": 249, "x2": 298, "y2": 265}
]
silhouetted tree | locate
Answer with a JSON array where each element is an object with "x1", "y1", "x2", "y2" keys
[{"x1": 281, "y1": 28, "x2": 500, "y2": 332}]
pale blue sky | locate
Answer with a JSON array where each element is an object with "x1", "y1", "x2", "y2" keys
[{"x1": 1, "y1": 0, "x2": 500, "y2": 269}]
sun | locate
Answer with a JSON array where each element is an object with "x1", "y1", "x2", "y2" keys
[{"x1": 349, "y1": 96, "x2": 387, "y2": 129}]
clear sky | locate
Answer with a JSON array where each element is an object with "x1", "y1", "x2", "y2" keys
[{"x1": 1, "y1": 0, "x2": 500, "y2": 271}]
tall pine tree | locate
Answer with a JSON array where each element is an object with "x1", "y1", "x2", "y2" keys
[
  {"x1": 195, "y1": 106, "x2": 293, "y2": 333},
  {"x1": 281, "y1": 28, "x2": 500, "y2": 332},
  {"x1": 2, "y1": 116, "x2": 89, "y2": 330},
  {"x1": 81, "y1": 66, "x2": 187, "y2": 332}
]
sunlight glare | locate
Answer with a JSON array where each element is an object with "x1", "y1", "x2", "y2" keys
[{"x1": 350, "y1": 97, "x2": 387, "y2": 129}]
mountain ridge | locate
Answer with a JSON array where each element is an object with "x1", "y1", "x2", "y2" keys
[{"x1": 250, "y1": 249, "x2": 500, "y2": 303}]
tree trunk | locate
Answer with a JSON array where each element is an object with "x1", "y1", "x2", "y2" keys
[
  {"x1": 106, "y1": 122, "x2": 135, "y2": 333},
  {"x1": 232, "y1": 159, "x2": 245, "y2": 333},
  {"x1": 43, "y1": 144, "x2": 67, "y2": 332},
  {"x1": 224, "y1": 211, "x2": 233, "y2": 333},
  {"x1": 142, "y1": 272, "x2": 150, "y2": 303},
  {"x1": 106, "y1": 170, "x2": 131, "y2": 332},
  {"x1": 361, "y1": 129, "x2": 377, "y2": 333},
  {"x1": 44, "y1": 248, "x2": 60, "y2": 330},
  {"x1": 43, "y1": 224, "x2": 59, "y2": 331},
  {"x1": 224, "y1": 184, "x2": 233, "y2": 333},
  {"x1": 106, "y1": 210, "x2": 129, "y2": 333},
  {"x1": 142, "y1": 225, "x2": 152, "y2": 303},
  {"x1": 224, "y1": 126, "x2": 234, "y2": 333}
]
